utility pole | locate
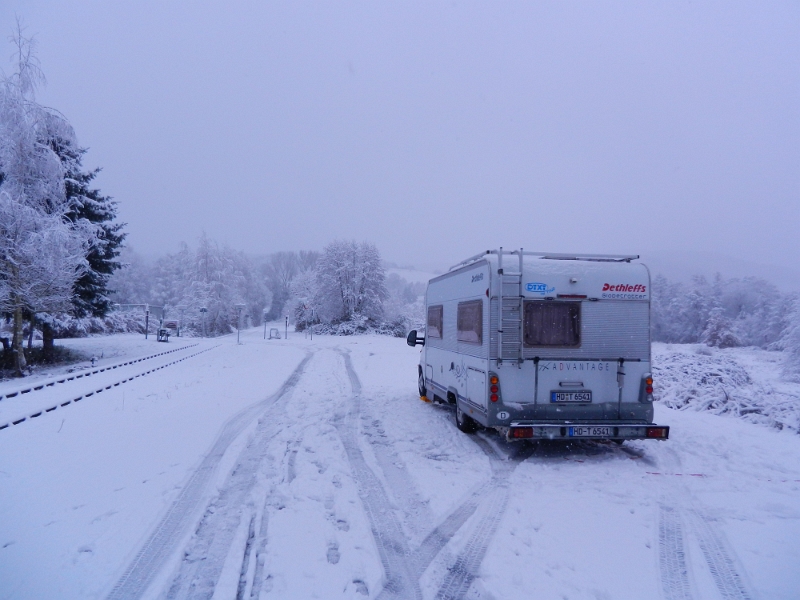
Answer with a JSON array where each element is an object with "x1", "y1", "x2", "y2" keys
[
  {"x1": 285, "y1": 316, "x2": 288, "y2": 340},
  {"x1": 145, "y1": 304, "x2": 150, "y2": 340}
]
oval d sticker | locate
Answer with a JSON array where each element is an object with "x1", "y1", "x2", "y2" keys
[{"x1": 497, "y1": 411, "x2": 509, "y2": 420}]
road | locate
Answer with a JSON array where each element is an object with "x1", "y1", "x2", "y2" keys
[{"x1": 1, "y1": 329, "x2": 798, "y2": 599}]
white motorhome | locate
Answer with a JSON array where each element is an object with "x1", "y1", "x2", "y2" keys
[{"x1": 407, "y1": 249, "x2": 669, "y2": 443}]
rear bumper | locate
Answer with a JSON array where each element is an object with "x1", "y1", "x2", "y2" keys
[{"x1": 503, "y1": 422, "x2": 669, "y2": 442}]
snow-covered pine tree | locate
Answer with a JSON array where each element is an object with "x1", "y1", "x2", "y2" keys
[{"x1": 55, "y1": 142, "x2": 125, "y2": 318}]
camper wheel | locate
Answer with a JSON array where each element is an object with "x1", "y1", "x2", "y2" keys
[
  {"x1": 455, "y1": 404, "x2": 478, "y2": 434},
  {"x1": 418, "y1": 368, "x2": 426, "y2": 398}
]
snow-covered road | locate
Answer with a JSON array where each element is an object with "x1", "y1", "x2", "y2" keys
[{"x1": 1, "y1": 331, "x2": 798, "y2": 599}]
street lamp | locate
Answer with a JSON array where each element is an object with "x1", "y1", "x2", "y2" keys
[
  {"x1": 199, "y1": 306, "x2": 208, "y2": 338},
  {"x1": 177, "y1": 306, "x2": 187, "y2": 337},
  {"x1": 235, "y1": 304, "x2": 246, "y2": 344}
]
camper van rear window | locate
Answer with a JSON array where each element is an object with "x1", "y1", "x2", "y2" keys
[
  {"x1": 523, "y1": 301, "x2": 580, "y2": 347},
  {"x1": 457, "y1": 300, "x2": 483, "y2": 344},
  {"x1": 427, "y1": 305, "x2": 443, "y2": 339}
]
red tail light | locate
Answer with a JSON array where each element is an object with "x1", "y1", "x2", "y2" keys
[
  {"x1": 646, "y1": 427, "x2": 669, "y2": 439},
  {"x1": 489, "y1": 373, "x2": 500, "y2": 403},
  {"x1": 511, "y1": 427, "x2": 533, "y2": 439}
]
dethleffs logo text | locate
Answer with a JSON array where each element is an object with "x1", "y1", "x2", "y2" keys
[
  {"x1": 602, "y1": 283, "x2": 647, "y2": 293},
  {"x1": 601, "y1": 283, "x2": 648, "y2": 300}
]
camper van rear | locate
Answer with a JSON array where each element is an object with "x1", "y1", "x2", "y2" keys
[{"x1": 407, "y1": 249, "x2": 669, "y2": 443}]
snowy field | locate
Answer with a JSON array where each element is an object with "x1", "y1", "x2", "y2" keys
[{"x1": 0, "y1": 331, "x2": 798, "y2": 599}]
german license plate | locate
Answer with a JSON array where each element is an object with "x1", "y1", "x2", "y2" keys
[
  {"x1": 551, "y1": 391, "x2": 592, "y2": 403},
  {"x1": 569, "y1": 426, "x2": 612, "y2": 437}
]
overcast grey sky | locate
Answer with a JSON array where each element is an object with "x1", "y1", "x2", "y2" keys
[{"x1": 2, "y1": 1, "x2": 798, "y2": 273}]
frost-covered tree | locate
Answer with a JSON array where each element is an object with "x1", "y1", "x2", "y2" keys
[
  {"x1": 382, "y1": 272, "x2": 425, "y2": 331},
  {"x1": 701, "y1": 307, "x2": 741, "y2": 348},
  {"x1": 288, "y1": 267, "x2": 319, "y2": 330},
  {"x1": 107, "y1": 247, "x2": 153, "y2": 305},
  {"x1": 262, "y1": 250, "x2": 319, "y2": 320},
  {"x1": 58, "y1": 144, "x2": 124, "y2": 318},
  {"x1": 781, "y1": 300, "x2": 800, "y2": 381},
  {"x1": 651, "y1": 272, "x2": 792, "y2": 348},
  {"x1": 0, "y1": 28, "x2": 95, "y2": 372},
  {"x1": 119, "y1": 234, "x2": 271, "y2": 336},
  {"x1": 315, "y1": 240, "x2": 387, "y2": 324}
]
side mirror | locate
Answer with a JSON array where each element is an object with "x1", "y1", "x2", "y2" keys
[{"x1": 406, "y1": 329, "x2": 425, "y2": 347}]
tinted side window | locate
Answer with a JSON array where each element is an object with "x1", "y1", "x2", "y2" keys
[
  {"x1": 524, "y1": 301, "x2": 580, "y2": 347},
  {"x1": 457, "y1": 300, "x2": 483, "y2": 344},
  {"x1": 427, "y1": 305, "x2": 443, "y2": 339}
]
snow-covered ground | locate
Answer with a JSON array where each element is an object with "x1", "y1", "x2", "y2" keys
[
  {"x1": 0, "y1": 332, "x2": 798, "y2": 599},
  {"x1": 653, "y1": 343, "x2": 800, "y2": 434}
]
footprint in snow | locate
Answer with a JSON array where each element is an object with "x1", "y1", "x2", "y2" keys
[{"x1": 327, "y1": 543, "x2": 340, "y2": 564}]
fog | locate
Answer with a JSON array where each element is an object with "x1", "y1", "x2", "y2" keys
[{"x1": 2, "y1": 1, "x2": 797, "y2": 277}]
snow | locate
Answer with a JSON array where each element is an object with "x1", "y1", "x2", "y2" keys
[
  {"x1": 1, "y1": 331, "x2": 799, "y2": 599},
  {"x1": 653, "y1": 342, "x2": 800, "y2": 433}
]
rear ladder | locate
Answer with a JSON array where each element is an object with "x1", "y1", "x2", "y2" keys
[{"x1": 498, "y1": 247, "x2": 524, "y2": 366}]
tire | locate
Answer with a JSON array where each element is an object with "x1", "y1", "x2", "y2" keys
[
  {"x1": 418, "y1": 368, "x2": 427, "y2": 398},
  {"x1": 455, "y1": 404, "x2": 478, "y2": 433}
]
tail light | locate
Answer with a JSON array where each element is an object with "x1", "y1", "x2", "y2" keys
[
  {"x1": 645, "y1": 376, "x2": 654, "y2": 395},
  {"x1": 511, "y1": 427, "x2": 533, "y2": 439},
  {"x1": 489, "y1": 373, "x2": 499, "y2": 402},
  {"x1": 646, "y1": 426, "x2": 669, "y2": 439}
]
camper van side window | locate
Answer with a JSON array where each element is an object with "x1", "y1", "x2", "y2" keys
[
  {"x1": 523, "y1": 301, "x2": 580, "y2": 347},
  {"x1": 457, "y1": 300, "x2": 483, "y2": 345},
  {"x1": 427, "y1": 305, "x2": 443, "y2": 339}
]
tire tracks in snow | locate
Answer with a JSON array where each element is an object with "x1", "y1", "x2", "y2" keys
[
  {"x1": 655, "y1": 449, "x2": 755, "y2": 600},
  {"x1": 105, "y1": 352, "x2": 313, "y2": 600},
  {"x1": 335, "y1": 349, "x2": 422, "y2": 600},
  {"x1": 658, "y1": 498, "x2": 694, "y2": 600},
  {"x1": 430, "y1": 435, "x2": 533, "y2": 600},
  {"x1": 336, "y1": 349, "x2": 531, "y2": 600}
]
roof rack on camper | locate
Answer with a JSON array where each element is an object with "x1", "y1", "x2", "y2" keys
[{"x1": 449, "y1": 248, "x2": 640, "y2": 272}]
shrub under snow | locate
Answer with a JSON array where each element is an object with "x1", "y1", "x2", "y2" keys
[{"x1": 653, "y1": 344, "x2": 800, "y2": 434}]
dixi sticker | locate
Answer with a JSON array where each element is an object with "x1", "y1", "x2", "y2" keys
[{"x1": 526, "y1": 282, "x2": 555, "y2": 295}]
